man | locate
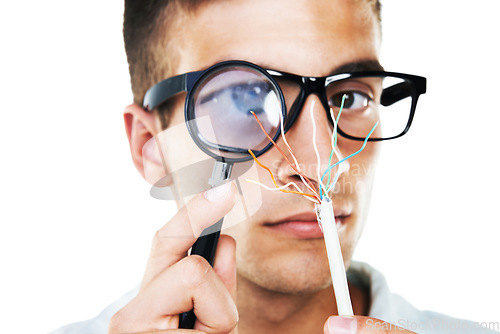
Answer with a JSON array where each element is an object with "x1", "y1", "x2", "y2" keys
[{"x1": 50, "y1": 0, "x2": 496, "y2": 333}]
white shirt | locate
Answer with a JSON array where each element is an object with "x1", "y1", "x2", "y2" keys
[{"x1": 50, "y1": 261, "x2": 498, "y2": 333}]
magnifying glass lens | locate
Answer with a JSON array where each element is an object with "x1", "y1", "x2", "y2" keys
[{"x1": 190, "y1": 65, "x2": 283, "y2": 160}]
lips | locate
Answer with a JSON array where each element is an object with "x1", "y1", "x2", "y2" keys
[{"x1": 263, "y1": 210, "x2": 350, "y2": 239}]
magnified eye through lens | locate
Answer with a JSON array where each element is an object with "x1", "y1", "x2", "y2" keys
[{"x1": 189, "y1": 65, "x2": 284, "y2": 161}]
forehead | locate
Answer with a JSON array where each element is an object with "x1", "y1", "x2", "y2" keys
[{"x1": 168, "y1": 0, "x2": 380, "y2": 77}]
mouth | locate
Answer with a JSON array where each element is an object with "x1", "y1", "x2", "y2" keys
[{"x1": 263, "y1": 210, "x2": 350, "y2": 239}]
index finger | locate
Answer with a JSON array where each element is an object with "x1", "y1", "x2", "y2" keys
[{"x1": 141, "y1": 181, "x2": 237, "y2": 288}]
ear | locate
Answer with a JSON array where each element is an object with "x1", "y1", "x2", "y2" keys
[{"x1": 124, "y1": 103, "x2": 163, "y2": 181}]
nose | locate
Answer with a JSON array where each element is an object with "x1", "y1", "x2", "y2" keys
[{"x1": 276, "y1": 95, "x2": 350, "y2": 197}]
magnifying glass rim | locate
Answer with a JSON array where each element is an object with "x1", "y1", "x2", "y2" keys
[{"x1": 184, "y1": 60, "x2": 287, "y2": 163}]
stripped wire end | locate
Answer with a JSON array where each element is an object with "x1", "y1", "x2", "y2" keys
[
  {"x1": 247, "y1": 149, "x2": 320, "y2": 203},
  {"x1": 246, "y1": 107, "x2": 378, "y2": 204},
  {"x1": 248, "y1": 111, "x2": 321, "y2": 203},
  {"x1": 314, "y1": 202, "x2": 324, "y2": 232}
]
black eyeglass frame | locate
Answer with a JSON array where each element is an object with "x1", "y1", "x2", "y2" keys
[
  {"x1": 267, "y1": 67, "x2": 427, "y2": 141},
  {"x1": 143, "y1": 60, "x2": 427, "y2": 162}
]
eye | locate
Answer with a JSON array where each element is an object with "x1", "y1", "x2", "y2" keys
[
  {"x1": 198, "y1": 81, "x2": 273, "y2": 117},
  {"x1": 230, "y1": 82, "x2": 270, "y2": 114},
  {"x1": 329, "y1": 91, "x2": 371, "y2": 110}
]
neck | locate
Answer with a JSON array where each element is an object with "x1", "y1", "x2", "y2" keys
[{"x1": 236, "y1": 274, "x2": 368, "y2": 334}]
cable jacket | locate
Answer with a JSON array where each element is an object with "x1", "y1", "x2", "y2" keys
[{"x1": 318, "y1": 198, "x2": 353, "y2": 316}]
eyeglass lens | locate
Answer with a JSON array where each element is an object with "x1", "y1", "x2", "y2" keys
[{"x1": 277, "y1": 75, "x2": 414, "y2": 140}]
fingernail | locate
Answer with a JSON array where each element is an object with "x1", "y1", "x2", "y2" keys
[
  {"x1": 204, "y1": 182, "x2": 232, "y2": 202},
  {"x1": 327, "y1": 316, "x2": 357, "y2": 334}
]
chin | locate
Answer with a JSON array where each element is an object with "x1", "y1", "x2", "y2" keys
[{"x1": 237, "y1": 245, "x2": 334, "y2": 294}]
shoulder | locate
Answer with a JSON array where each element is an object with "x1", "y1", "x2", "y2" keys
[
  {"x1": 48, "y1": 286, "x2": 139, "y2": 334},
  {"x1": 348, "y1": 261, "x2": 499, "y2": 334}
]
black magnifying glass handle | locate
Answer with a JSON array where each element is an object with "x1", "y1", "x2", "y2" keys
[{"x1": 178, "y1": 161, "x2": 232, "y2": 329}]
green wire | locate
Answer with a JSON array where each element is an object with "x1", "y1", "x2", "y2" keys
[{"x1": 324, "y1": 94, "x2": 347, "y2": 198}]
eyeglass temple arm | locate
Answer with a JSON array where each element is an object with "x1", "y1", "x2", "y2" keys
[
  {"x1": 380, "y1": 76, "x2": 427, "y2": 107},
  {"x1": 143, "y1": 70, "x2": 205, "y2": 111},
  {"x1": 142, "y1": 74, "x2": 187, "y2": 111},
  {"x1": 380, "y1": 82, "x2": 412, "y2": 106}
]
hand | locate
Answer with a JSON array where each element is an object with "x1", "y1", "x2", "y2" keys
[
  {"x1": 324, "y1": 316, "x2": 417, "y2": 334},
  {"x1": 109, "y1": 182, "x2": 239, "y2": 334}
]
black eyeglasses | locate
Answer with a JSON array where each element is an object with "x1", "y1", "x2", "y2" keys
[{"x1": 143, "y1": 60, "x2": 426, "y2": 163}]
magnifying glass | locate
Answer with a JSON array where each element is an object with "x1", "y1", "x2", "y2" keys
[{"x1": 143, "y1": 60, "x2": 287, "y2": 328}]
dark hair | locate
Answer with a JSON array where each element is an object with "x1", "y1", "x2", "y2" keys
[{"x1": 123, "y1": 0, "x2": 381, "y2": 117}]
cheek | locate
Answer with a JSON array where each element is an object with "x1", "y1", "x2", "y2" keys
[
  {"x1": 343, "y1": 143, "x2": 379, "y2": 240},
  {"x1": 338, "y1": 139, "x2": 379, "y2": 176}
]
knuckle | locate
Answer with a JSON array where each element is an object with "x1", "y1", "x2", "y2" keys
[
  {"x1": 214, "y1": 312, "x2": 239, "y2": 334},
  {"x1": 181, "y1": 255, "x2": 212, "y2": 287},
  {"x1": 200, "y1": 306, "x2": 238, "y2": 334}
]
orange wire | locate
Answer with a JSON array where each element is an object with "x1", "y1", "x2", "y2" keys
[
  {"x1": 248, "y1": 150, "x2": 319, "y2": 201},
  {"x1": 250, "y1": 111, "x2": 320, "y2": 200}
]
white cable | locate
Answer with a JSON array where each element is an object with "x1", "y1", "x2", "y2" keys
[{"x1": 316, "y1": 197, "x2": 353, "y2": 316}]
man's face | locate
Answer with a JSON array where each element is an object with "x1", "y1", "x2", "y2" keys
[{"x1": 159, "y1": 0, "x2": 381, "y2": 294}]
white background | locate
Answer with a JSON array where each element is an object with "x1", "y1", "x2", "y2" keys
[{"x1": 0, "y1": 1, "x2": 499, "y2": 333}]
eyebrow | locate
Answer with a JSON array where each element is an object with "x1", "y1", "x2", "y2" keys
[
  {"x1": 264, "y1": 59, "x2": 385, "y2": 78},
  {"x1": 332, "y1": 60, "x2": 385, "y2": 74}
]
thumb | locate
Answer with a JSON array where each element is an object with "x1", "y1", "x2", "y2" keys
[
  {"x1": 324, "y1": 316, "x2": 416, "y2": 334},
  {"x1": 213, "y1": 234, "x2": 237, "y2": 303}
]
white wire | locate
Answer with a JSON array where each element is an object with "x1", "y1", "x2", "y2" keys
[
  {"x1": 329, "y1": 105, "x2": 340, "y2": 150},
  {"x1": 246, "y1": 179, "x2": 319, "y2": 203},
  {"x1": 309, "y1": 100, "x2": 328, "y2": 197},
  {"x1": 246, "y1": 179, "x2": 301, "y2": 191}
]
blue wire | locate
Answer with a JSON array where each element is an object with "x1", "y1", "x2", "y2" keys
[{"x1": 320, "y1": 121, "x2": 379, "y2": 199}]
